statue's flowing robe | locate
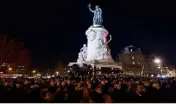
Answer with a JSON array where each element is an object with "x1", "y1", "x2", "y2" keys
[{"x1": 93, "y1": 8, "x2": 103, "y2": 25}]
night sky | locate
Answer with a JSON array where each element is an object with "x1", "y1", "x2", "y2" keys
[{"x1": 1, "y1": 0, "x2": 176, "y2": 69}]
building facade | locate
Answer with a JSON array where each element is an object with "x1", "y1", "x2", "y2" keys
[
  {"x1": 0, "y1": 35, "x2": 31, "y2": 74},
  {"x1": 118, "y1": 46, "x2": 148, "y2": 75}
]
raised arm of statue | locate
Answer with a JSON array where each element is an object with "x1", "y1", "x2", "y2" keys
[{"x1": 88, "y1": 4, "x2": 94, "y2": 13}]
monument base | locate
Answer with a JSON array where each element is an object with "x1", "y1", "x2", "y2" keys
[{"x1": 68, "y1": 60, "x2": 122, "y2": 76}]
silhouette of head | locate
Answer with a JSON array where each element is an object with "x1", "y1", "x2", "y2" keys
[{"x1": 96, "y1": 5, "x2": 99, "y2": 9}]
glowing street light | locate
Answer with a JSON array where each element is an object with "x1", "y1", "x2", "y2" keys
[
  {"x1": 154, "y1": 58, "x2": 161, "y2": 64},
  {"x1": 32, "y1": 70, "x2": 36, "y2": 73},
  {"x1": 56, "y1": 71, "x2": 59, "y2": 76},
  {"x1": 154, "y1": 58, "x2": 163, "y2": 75},
  {"x1": 8, "y1": 67, "x2": 12, "y2": 71}
]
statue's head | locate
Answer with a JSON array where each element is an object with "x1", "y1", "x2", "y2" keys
[{"x1": 96, "y1": 5, "x2": 99, "y2": 9}]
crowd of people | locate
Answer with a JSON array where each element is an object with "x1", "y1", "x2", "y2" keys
[{"x1": 0, "y1": 74, "x2": 176, "y2": 103}]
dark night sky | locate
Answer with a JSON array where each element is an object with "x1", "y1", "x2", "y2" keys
[{"x1": 1, "y1": 0, "x2": 176, "y2": 69}]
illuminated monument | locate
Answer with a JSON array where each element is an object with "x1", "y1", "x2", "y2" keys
[{"x1": 68, "y1": 4, "x2": 122, "y2": 72}]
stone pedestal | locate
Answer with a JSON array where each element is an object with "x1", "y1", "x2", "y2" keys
[{"x1": 85, "y1": 26, "x2": 113, "y2": 61}]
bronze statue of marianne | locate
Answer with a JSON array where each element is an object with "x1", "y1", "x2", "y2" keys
[{"x1": 88, "y1": 4, "x2": 103, "y2": 26}]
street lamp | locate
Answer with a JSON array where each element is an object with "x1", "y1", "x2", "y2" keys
[
  {"x1": 8, "y1": 67, "x2": 12, "y2": 74},
  {"x1": 154, "y1": 58, "x2": 161, "y2": 64},
  {"x1": 32, "y1": 70, "x2": 36, "y2": 74},
  {"x1": 56, "y1": 71, "x2": 59, "y2": 76},
  {"x1": 8, "y1": 67, "x2": 12, "y2": 71},
  {"x1": 154, "y1": 58, "x2": 163, "y2": 75}
]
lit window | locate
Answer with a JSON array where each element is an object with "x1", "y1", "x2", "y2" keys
[
  {"x1": 132, "y1": 62, "x2": 135, "y2": 64},
  {"x1": 132, "y1": 56, "x2": 134, "y2": 59}
]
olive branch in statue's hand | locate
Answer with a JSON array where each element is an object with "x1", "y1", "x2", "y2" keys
[
  {"x1": 88, "y1": 3, "x2": 94, "y2": 13},
  {"x1": 88, "y1": 3, "x2": 91, "y2": 8}
]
